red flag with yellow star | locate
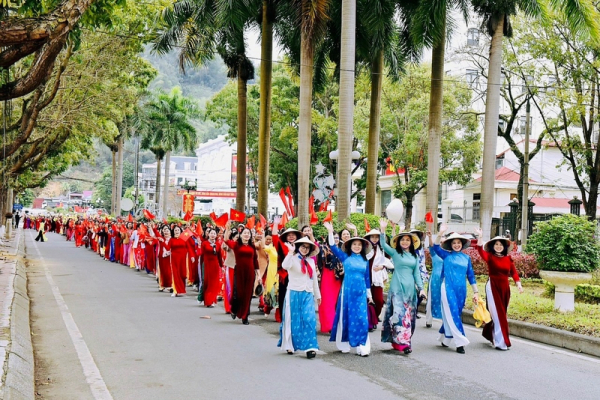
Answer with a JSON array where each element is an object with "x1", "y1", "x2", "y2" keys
[
  {"x1": 230, "y1": 208, "x2": 246, "y2": 222},
  {"x1": 180, "y1": 228, "x2": 194, "y2": 242}
]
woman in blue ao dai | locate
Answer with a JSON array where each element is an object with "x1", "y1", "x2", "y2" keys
[
  {"x1": 378, "y1": 219, "x2": 425, "y2": 354},
  {"x1": 431, "y1": 224, "x2": 479, "y2": 354},
  {"x1": 425, "y1": 231, "x2": 444, "y2": 328},
  {"x1": 324, "y1": 222, "x2": 373, "y2": 356},
  {"x1": 278, "y1": 237, "x2": 321, "y2": 359}
]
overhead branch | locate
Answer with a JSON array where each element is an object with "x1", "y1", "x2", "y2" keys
[
  {"x1": 0, "y1": 0, "x2": 97, "y2": 100},
  {"x1": 0, "y1": 0, "x2": 96, "y2": 46}
]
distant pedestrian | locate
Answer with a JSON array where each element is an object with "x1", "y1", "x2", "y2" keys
[
  {"x1": 475, "y1": 227, "x2": 523, "y2": 350},
  {"x1": 34, "y1": 220, "x2": 46, "y2": 242},
  {"x1": 14, "y1": 211, "x2": 21, "y2": 228}
]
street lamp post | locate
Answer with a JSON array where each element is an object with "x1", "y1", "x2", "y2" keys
[{"x1": 568, "y1": 196, "x2": 583, "y2": 216}]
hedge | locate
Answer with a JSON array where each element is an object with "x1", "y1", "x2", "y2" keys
[
  {"x1": 545, "y1": 283, "x2": 600, "y2": 304},
  {"x1": 424, "y1": 245, "x2": 540, "y2": 279}
]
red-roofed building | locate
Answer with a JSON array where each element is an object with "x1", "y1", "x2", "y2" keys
[{"x1": 439, "y1": 141, "x2": 592, "y2": 233}]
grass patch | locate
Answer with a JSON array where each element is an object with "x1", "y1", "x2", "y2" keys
[{"x1": 464, "y1": 278, "x2": 600, "y2": 338}]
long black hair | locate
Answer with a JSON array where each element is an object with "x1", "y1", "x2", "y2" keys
[
  {"x1": 395, "y1": 234, "x2": 417, "y2": 258},
  {"x1": 237, "y1": 227, "x2": 255, "y2": 248},
  {"x1": 344, "y1": 239, "x2": 368, "y2": 260}
]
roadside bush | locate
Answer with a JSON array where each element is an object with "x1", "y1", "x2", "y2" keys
[
  {"x1": 526, "y1": 214, "x2": 600, "y2": 273},
  {"x1": 544, "y1": 283, "x2": 600, "y2": 304}
]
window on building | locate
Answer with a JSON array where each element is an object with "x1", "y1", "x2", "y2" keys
[
  {"x1": 496, "y1": 154, "x2": 505, "y2": 169},
  {"x1": 522, "y1": 75, "x2": 533, "y2": 94},
  {"x1": 473, "y1": 193, "x2": 481, "y2": 221},
  {"x1": 381, "y1": 190, "x2": 392, "y2": 215},
  {"x1": 519, "y1": 116, "x2": 527, "y2": 134},
  {"x1": 510, "y1": 193, "x2": 518, "y2": 200},
  {"x1": 547, "y1": 75, "x2": 557, "y2": 93},
  {"x1": 466, "y1": 69, "x2": 479, "y2": 87},
  {"x1": 498, "y1": 118, "x2": 506, "y2": 132},
  {"x1": 467, "y1": 28, "x2": 479, "y2": 46}
]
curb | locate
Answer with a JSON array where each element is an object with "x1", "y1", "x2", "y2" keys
[
  {"x1": 417, "y1": 302, "x2": 600, "y2": 358},
  {"x1": 2, "y1": 233, "x2": 34, "y2": 400}
]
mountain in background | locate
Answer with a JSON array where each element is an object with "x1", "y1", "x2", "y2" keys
[{"x1": 46, "y1": 50, "x2": 231, "y2": 198}]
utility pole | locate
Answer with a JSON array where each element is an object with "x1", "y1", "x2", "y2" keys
[
  {"x1": 520, "y1": 98, "x2": 531, "y2": 248},
  {"x1": 133, "y1": 136, "x2": 140, "y2": 213}
]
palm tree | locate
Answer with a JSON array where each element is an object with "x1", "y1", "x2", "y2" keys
[
  {"x1": 355, "y1": 0, "x2": 418, "y2": 214},
  {"x1": 154, "y1": 0, "x2": 255, "y2": 213},
  {"x1": 410, "y1": 0, "x2": 469, "y2": 230},
  {"x1": 257, "y1": 0, "x2": 276, "y2": 217},
  {"x1": 278, "y1": 0, "x2": 331, "y2": 226},
  {"x1": 472, "y1": 0, "x2": 599, "y2": 240},
  {"x1": 335, "y1": 0, "x2": 357, "y2": 221},
  {"x1": 143, "y1": 87, "x2": 199, "y2": 216}
]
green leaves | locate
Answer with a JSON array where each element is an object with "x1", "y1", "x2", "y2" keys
[
  {"x1": 526, "y1": 214, "x2": 600, "y2": 273},
  {"x1": 354, "y1": 63, "x2": 481, "y2": 213},
  {"x1": 140, "y1": 87, "x2": 200, "y2": 154}
]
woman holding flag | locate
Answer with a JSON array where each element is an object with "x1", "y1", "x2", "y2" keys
[
  {"x1": 224, "y1": 221, "x2": 259, "y2": 325},
  {"x1": 157, "y1": 224, "x2": 173, "y2": 292},
  {"x1": 199, "y1": 227, "x2": 223, "y2": 307},
  {"x1": 169, "y1": 225, "x2": 195, "y2": 297},
  {"x1": 272, "y1": 218, "x2": 303, "y2": 323}
]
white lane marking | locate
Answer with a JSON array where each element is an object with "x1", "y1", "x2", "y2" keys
[
  {"x1": 463, "y1": 324, "x2": 600, "y2": 364},
  {"x1": 30, "y1": 232, "x2": 113, "y2": 400}
]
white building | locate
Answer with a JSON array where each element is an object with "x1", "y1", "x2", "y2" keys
[
  {"x1": 140, "y1": 156, "x2": 198, "y2": 205},
  {"x1": 366, "y1": 18, "x2": 589, "y2": 229},
  {"x1": 194, "y1": 135, "x2": 285, "y2": 218}
]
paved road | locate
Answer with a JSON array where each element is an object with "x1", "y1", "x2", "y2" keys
[{"x1": 26, "y1": 231, "x2": 600, "y2": 400}]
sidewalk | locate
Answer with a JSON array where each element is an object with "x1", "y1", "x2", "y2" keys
[{"x1": 0, "y1": 229, "x2": 34, "y2": 400}]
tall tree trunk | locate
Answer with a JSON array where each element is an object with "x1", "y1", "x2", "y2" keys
[
  {"x1": 297, "y1": 31, "x2": 315, "y2": 227},
  {"x1": 425, "y1": 19, "x2": 446, "y2": 232},
  {"x1": 111, "y1": 148, "x2": 117, "y2": 215},
  {"x1": 115, "y1": 135, "x2": 124, "y2": 216},
  {"x1": 365, "y1": 50, "x2": 383, "y2": 214},
  {"x1": 405, "y1": 195, "x2": 413, "y2": 228},
  {"x1": 134, "y1": 136, "x2": 139, "y2": 212},
  {"x1": 0, "y1": 186, "x2": 6, "y2": 227},
  {"x1": 155, "y1": 157, "x2": 162, "y2": 209},
  {"x1": 481, "y1": 15, "x2": 505, "y2": 241},
  {"x1": 162, "y1": 150, "x2": 171, "y2": 217},
  {"x1": 586, "y1": 182, "x2": 598, "y2": 219},
  {"x1": 236, "y1": 73, "x2": 248, "y2": 213},
  {"x1": 336, "y1": 0, "x2": 356, "y2": 222},
  {"x1": 257, "y1": 0, "x2": 274, "y2": 218}
]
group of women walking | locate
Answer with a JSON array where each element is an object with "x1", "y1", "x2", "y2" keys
[{"x1": 23, "y1": 212, "x2": 523, "y2": 358}]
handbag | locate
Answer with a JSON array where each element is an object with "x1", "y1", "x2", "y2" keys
[
  {"x1": 473, "y1": 298, "x2": 491, "y2": 328},
  {"x1": 254, "y1": 279, "x2": 264, "y2": 296}
]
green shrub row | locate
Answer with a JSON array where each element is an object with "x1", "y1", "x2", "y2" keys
[{"x1": 544, "y1": 282, "x2": 600, "y2": 304}]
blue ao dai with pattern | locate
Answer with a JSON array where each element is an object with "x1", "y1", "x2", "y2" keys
[
  {"x1": 431, "y1": 244, "x2": 477, "y2": 347},
  {"x1": 329, "y1": 245, "x2": 371, "y2": 350}
]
